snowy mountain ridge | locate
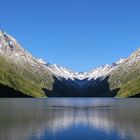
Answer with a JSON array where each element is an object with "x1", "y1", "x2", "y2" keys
[
  {"x1": 37, "y1": 57, "x2": 127, "y2": 81},
  {"x1": 0, "y1": 31, "x2": 140, "y2": 82},
  {"x1": 38, "y1": 49, "x2": 140, "y2": 81}
]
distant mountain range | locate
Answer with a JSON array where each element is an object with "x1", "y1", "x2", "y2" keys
[{"x1": 0, "y1": 30, "x2": 140, "y2": 97}]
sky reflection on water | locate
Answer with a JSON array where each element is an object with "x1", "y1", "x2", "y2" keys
[{"x1": 0, "y1": 98, "x2": 139, "y2": 140}]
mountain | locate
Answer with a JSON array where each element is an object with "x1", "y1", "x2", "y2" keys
[
  {"x1": 0, "y1": 30, "x2": 140, "y2": 97},
  {"x1": 0, "y1": 31, "x2": 54, "y2": 97}
]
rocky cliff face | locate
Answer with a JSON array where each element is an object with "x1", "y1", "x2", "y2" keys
[{"x1": 0, "y1": 31, "x2": 140, "y2": 97}]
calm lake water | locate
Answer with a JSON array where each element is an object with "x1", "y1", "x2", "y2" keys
[{"x1": 0, "y1": 98, "x2": 140, "y2": 140}]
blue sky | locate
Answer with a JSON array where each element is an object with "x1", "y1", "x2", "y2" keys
[{"x1": 0, "y1": 0, "x2": 140, "y2": 71}]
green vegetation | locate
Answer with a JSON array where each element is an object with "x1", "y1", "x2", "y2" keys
[
  {"x1": 0, "y1": 56, "x2": 53, "y2": 97},
  {"x1": 117, "y1": 77, "x2": 140, "y2": 97},
  {"x1": 1, "y1": 53, "x2": 140, "y2": 98},
  {"x1": 109, "y1": 61, "x2": 140, "y2": 97}
]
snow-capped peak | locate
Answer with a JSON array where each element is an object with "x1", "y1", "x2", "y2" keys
[
  {"x1": 46, "y1": 63, "x2": 79, "y2": 80},
  {"x1": 37, "y1": 58, "x2": 47, "y2": 65},
  {"x1": 1, "y1": 30, "x2": 140, "y2": 83},
  {"x1": 40, "y1": 58, "x2": 125, "y2": 81},
  {"x1": 115, "y1": 58, "x2": 126, "y2": 65}
]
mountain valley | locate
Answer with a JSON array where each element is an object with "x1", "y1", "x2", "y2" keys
[{"x1": 0, "y1": 31, "x2": 140, "y2": 97}]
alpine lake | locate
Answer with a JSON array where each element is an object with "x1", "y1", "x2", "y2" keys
[{"x1": 0, "y1": 98, "x2": 140, "y2": 140}]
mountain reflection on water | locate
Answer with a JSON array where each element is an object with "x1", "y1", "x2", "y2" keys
[{"x1": 0, "y1": 98, "x2": 140, "y2": 140}]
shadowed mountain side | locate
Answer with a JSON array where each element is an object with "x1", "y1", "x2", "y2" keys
[
  {"x1": 43, "y1": 76, "x2": 82, "y2": 97},
  {"x1": 130, "y1": 93, "x2": 140, "y2": 98},
  {"x1": 84, "y1": 76, "x2": 120, "y2": 97},
  {"x1": 43, "y1": 76, "x2": 119, "y2": 97},
  {"x1": 0, "y1": 84, "x2": 32, "y2": 97}
]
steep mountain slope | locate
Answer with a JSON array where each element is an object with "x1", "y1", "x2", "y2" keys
[
  {"x1": 0, "y1": 31, "x2": 54, "y2": 97},
  {"x1": 109, "y1": 49, "x2": 140, "y2": 97},
  {"x1": 0, "y1": 30, "x2": 140, "y2": 97}
]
